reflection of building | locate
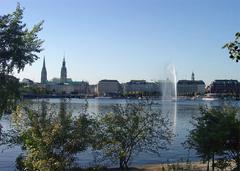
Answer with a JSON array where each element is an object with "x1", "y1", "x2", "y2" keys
[
  {"x1": 123, "y1": 80, "x2": 160, "y2": 97},
  {"x1": 207, "y1": 80, "x2": 240, "y2": 96},
  {"x1": 97, "y1": 80, "x2": 122, "y2": 97},
  {"x1": 177, "y1": 72, "x2": 205, "y2": 96}
]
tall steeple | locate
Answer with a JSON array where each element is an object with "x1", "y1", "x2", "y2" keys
[
  {"x1": 191, "y1": 72, "x2": 195, "y2": 81},
  {"x1": 41, "y1": 57, "x2": 47, "y2": 84},
  {"x1": 60, "y1": 56, "x2": 67, "y2": 83}
]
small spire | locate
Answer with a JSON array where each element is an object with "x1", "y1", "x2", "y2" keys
[
  {"x1": 43, "y1": 56, "x2": 46, "y2": 67},
  {"x1": 41, "y1": 56, "x2": 47, "y2": 84},
  {"x1": 63, "y1": 53, "x2": 66, "y2": 65},
  {"x1": 191, "y1": 71, "x2": 195, "y2": 81},
  {"x1": 60, "y1": 53, "x2": 67, "y2": 83}
]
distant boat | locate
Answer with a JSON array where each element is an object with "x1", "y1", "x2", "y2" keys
[
  {"x1": 202, "y1": 97, "x2": 218, "y2": 101},
  {"x1": 95, "y1": 96, "x2": 112, "y2": 99}
]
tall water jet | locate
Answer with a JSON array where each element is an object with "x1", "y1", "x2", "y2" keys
[{"x1": 161, "y1": 64, "x2": 177, "y2": 100}]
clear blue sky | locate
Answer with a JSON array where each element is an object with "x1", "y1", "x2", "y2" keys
[{"x1": 1, "y1": 0, "x2": 240, "y2": 85}]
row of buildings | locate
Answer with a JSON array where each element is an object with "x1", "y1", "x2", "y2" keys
[{"x1": 21, "y1": 58, "x2": 240, "y2": 98}]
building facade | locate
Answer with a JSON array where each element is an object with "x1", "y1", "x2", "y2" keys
[
  {"x1": 123, "y1": 80, "x2": 160, "y2": 97},
  {"x1": 177, "y1": 80, "x2": 205, "y2": 96},
  {"x1": 71, "y1": 81, "x2": 89, "y2": 95},
  {"x1": 88, "y1": 85, "x2": 97, "y2": 96},
  {"x1": 46, "y1": 81, "x2": 89, "y2": 95},
  {"x1": 207, "y1": 80, "x2": 240, "y2": 96},
  {"x1": 22, "y1": 78, "x2": 34, "y2": 85},
  {"x1": 177, "y1": 73, "x2": 205, "y2": 96},
  {"x1": 97, "y1": 80, "x2": 122, "y2": 97}
]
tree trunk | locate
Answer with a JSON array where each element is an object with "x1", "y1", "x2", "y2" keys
[
  {"x1": 120, "y1": 159, "x2": 124, "y2": 171},
  {"x1": 212, "y1": 153, "x2": 215, "y2": 171},
  {"x1": 207, "y1": 159, "x2": 210, "y2": 171},
  {"x1": 235, "y1": 155, "x2": 240, "y2": 171},
  {"x1": 124, "y1": 160, "x2": 129, "y2": 171},
  {"x1": 236, "y1": 152, "x2": 240, "y2": 170}
]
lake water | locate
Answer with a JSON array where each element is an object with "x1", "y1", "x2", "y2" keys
[{"x1": 0, "y1": 98, "x2": 237, "y2": 170}]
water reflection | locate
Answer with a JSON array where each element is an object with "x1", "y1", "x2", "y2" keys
[
  {"x1": 160, "y1": 100, "x2": 177, "y2": 134},
  {"x1": 173, "y1": 101, "x2": 177, "y2": 132}
]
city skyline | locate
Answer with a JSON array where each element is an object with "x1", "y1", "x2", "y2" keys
[{"x1": 1, "y1": 0, "x2": 240, "y2": 84}]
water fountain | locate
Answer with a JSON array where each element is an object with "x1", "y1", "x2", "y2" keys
[
  {"x1": 161, "y1": 64, "x2": 177, "y2": 101},
  {"x1": 160, "y1": 64, "x2": 178, "y2": 133}
]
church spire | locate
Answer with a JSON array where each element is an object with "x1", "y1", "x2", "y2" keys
[
  {"x1": 191, "y1": 71, "x2": 195, "y2": 81},
  {"x1": 63, "y1": 56, "x2": 66, "y2": 66},
  {"x1": 41, "y1": 57, "x2": 47, "y2": 84},
  {"x1": 60, "y1": 55, "x2": 67, "y2": 83}
]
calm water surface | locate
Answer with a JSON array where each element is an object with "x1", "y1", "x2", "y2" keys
[{"x1": 0, "y1": 98, "x2": 237, "y2": 170}]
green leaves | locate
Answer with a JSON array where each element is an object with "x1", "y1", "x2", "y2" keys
[
  {"x1": 0, "y1": 74, "x2": 20, "y2": 116},
  {"x1": 94, "y1": 101, "x2": 173, "y2": 170},
  {"x1": 223, "y1": 32, "x2": 240, "y2": 62},
  {"x1": 0, "y1": 3, "x2": 43, "y2": 74},
  {"x1": 185, "y1": 106, "x2": 240, "y2": 170},
  {"x1": 0, "y1": 3, "x2": 43, "y2": 116},
  {"x1": 12, "y1": 100, "x2": 94, "y2": 171}
]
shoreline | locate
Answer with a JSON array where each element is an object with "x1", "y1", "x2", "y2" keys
[
  {"x1": 135, "y1": 161, "x2": 234, "y2": 171},
  {"x1": 137, "y1": 161, "x2": 205, "y2": 171}
]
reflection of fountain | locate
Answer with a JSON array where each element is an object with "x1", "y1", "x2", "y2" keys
[
  {"x1": 173, "y1": 101, "x2": 177, "y2": 133},
  {"x1": 161, "y1": 64, "x2": 177, "y2": 101},
  {"x1": 160, "y1": 100, "x2": 177, "y2": 134}
]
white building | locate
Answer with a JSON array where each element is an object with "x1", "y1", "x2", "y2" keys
[{"x1": 177, "y1": 72, "x2": 205, "y2": 96}]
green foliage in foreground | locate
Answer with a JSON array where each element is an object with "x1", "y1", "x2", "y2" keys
[
  {"x1": 0, "y1": 3, "x2": 43, "y2": 116},
  {"x1": 12, "y1": 100, "x2": 95, "y2": 171},
  {"x1": 185, "y1": 106, "x2": 240, "y2": 171},
  {"x1": 0, "y1": 75, "x2": 20, "y2": 115},
  {"x1": 94, "y1": 101, "x2": 174, "y2": 171},
  {"x1": 1, "y1": 100, "x2": 174, "y2": 171}
]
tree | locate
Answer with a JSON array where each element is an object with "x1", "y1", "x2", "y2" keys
[
  {"x1": 185, "y1": 106, "x2": 240, "y2": 171},
  {"x1": 93, "y1": 101, "x2": 173, "y2": 171},
  {"x1": 223, "y1": 32, "x2": 240, "y2": 62},
  {"x1": 0, "y1": 75, "x2": 20, "y2": 114},
  {"x1": 0, "y1": 3, "x2": 43, "y2": 115},
  {"x1": 12, "y1": 99, "x2": 95, "y2": 171},
  {"x1": 224, "y1": 111, "x2": 240, "y2": 171}
]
